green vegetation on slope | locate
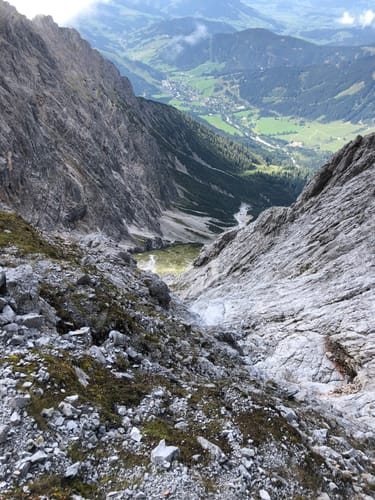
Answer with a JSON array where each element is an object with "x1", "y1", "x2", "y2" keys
[
  {"x1": 135, "y1": 244, "x2": 202, "y2": 277},
  {"x1": 141, "y1": 99, "x2": 306, "y2": 226}
]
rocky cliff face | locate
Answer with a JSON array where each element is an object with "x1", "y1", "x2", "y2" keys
[
  {"x1": 0, "y1": 2, "x2": 166, "y2": 239},
  {"x1": 179, "y1": 133, "x2": 375, "y2": 431},
  {"x1": 0, "y1": 1, "x2": 299, "y2": 244}
]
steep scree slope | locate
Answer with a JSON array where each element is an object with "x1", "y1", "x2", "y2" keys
[
  {"x1": 0, "y1": 1, "x2": 299, "y2": 243},
  {"x1": 1, "y1": 210, "x2": 375, "y2": 498},
  {"x1": 179, "y1": 133, "x2": 375, "y2": 430}
]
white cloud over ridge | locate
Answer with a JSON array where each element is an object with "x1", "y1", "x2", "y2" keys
[
  {"x1": 338, "y1": 9, "x2": 375, "y2": 28},
  {"x1": 7, "y1": 0, "x2": 110, "y2": 25},
  {"x1": 170, "y1": 23, "x2": 209, "y2": 59}
]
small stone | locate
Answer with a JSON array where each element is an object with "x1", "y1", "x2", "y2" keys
[
  {"x1": 0, "y1": 297, "x2": 7, "y2": 311},
  {"x1": 312, "y1": 429, "x2": 328, "y2": 444},
  {"x1": 329, "y1": 482, "x2": 338, "y2": 491},
  {"x1": 109, "y1": 330, "x2": 127, "y2": 347},
  {"x1": 241, "y1": 447, "x2": 255, "y2": 459},
  {"x1": 126, "y1": 347, "x2": 141, "y2": 360},
  {"x1": 68, "y1": 327, "x2": 92, "y2": 345},
  {"x1": 145, "y1": 276, "x2": 170, "y2": 308},
  {"x1": 14, "y1": 459, "x2": 30, "y2": 478},
  {"x1": 13, "y1": 395, "x2": 31, "y2": 409},
  {"x1": 174, "y1": 421, "x2": 188, "y2": 431},
  {"x1": 59, "y1": 402, "x2": 74, "y2": 417},
  {"x1": 117, "y1": 250, "x2": 133, "y2": 264},
  {"x1": 76, "y1": 274, "x2": 92, "y2": 286},
  {"x1": 0, "y1": 425, "x2": 9, "y2": 444},
  {"x1": 41, "y1": 408, "x2": 55, "y2": 418},
  {"x1": 152, "y1": 388, "x2": 165, "y2": 398},
  {"x1": 74, "y1": 366, "x2": 90, "y2": 387},
  {"x1": 361, "y1": 473, "x2": 375, "y2": 487},
  {"x1": 259, "y1": 490, "x2": 271, "y2": 500},
  {"x1": 55, "y1": 416, "x2": 65, "y2": 426},
  {"x1": 242, "y1": 458, "x2": 253, "y2": 469},
  {"x1": 239, "y1": 464, "x2": 251, "y2": 481},
  {"x1": 30, "y1": 451, "x2": 48, "y2": 463},
  {"x1": 197, "y1": 436, "x2": 226, "y2": 463},
  {"x1": 116, "y1": 405, "x2": 127, "y2": 417},
  {"x1": 10, "y1": 411, "x2": 21, "y2": 424},
  {"x1": 66, "y1": 420, "x2": 78, "y2": 432},
  {"x1": 0, "y1": 270, "x2": 6, "y2": 295},
  {"x1": 88, "y1": 345, "x2": 107, "y2": 364},
  {"x1": 283, "y1": 409, "x2": 297, "y2": 423},
  {"x1": 65, "y1": 395, "x2": 79, "y2": 403},
  {"x1": 65, "y1": 462, "x2": 81, "y2": 478},
  {"x1": 0, "y1": 305, "x2": 16, "y2": 324},
  {"x1": 130, "y1": 427, "x2": 142, "y2": 442},
  {"x1": 151, "y1": 439, "x2": 179, "y2": 465},
  {"x1": 18, "y1": 313, "x2": 44, "y2": 329},
  {"x1": 5, "y1": 265, "x2": 39, "y2": 313}
]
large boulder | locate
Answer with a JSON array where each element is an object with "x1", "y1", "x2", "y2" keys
[
  {"x1": 144, "y1": 275, "x2": 171, "y2": 309},
  {"x1": 5, "y1": 265, "x2": 40, "y2": 314}
]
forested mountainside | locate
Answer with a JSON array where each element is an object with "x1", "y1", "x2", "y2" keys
[{"x1": 238, "y1": 54, "x2": 375, "y2": 122}]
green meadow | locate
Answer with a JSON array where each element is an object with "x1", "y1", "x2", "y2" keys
[{"x1": 135, "y1": 244, "x2": 203, "y2": 277}]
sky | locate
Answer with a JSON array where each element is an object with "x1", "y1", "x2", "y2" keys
[
  {"x1": 6, "y1": 0, "x2": 110, "y2": 25},
  {"x1": 6, "y1": 1, "x2": 375, "y2": 28}
]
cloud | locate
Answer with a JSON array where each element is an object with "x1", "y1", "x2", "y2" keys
[
  {"x1": 338, "y1": 11, "x2": 355, "y2": 26},
  {"x1": 182, "y1": 24, "x2": 209, "y2": 46},
  {"x1": 359, "y1": 9, "x2": 375, "y2": 27},
  {"x1": 338, "y1": 9, "x2": 375, "y2": 28},
  {"x1": 171, "y1": 23, "x2": 209, "y2": 49},
  {"x1": 7, "y1": 0, "x2": 110, "y2": 26},
  {"x1": 167, "y1": 23, "x2": 209, "y2": 61}
]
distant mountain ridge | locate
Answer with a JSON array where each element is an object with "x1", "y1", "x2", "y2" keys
[
  {"x1": 239, "y1": 54, "x2": 375, "y2": 122},
  {"x1": 101, "y1": 22, "x2": 375, "y2": 124}
]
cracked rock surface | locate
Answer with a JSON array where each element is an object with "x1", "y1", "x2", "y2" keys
[{"x1": 178, "y1": 134, "x2": 375, "y2": 432}]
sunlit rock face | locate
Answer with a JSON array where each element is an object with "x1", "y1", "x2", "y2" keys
[{"x1": 180, "y1": 133, "x2": 375, "y2": 430}]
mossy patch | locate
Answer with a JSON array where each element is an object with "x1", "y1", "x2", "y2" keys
[
  {"x1": 40, "y1": 278, "x2": 142, "y2": 342},
  {"x1": 237, "y1": 407, "x2": 325, "y2": 493},
  {"x1": 0, "y1": 211, "x2": 80, "y2": 261},
  {"x1": 6, "y1": 351, "x2": 175, "y2": 428},
  {"x1": 143, "y1": 417, "x2": 206, "y2": 465},
  {"x1": 237, "y1": 407, "x2": 301, "y2": 446},
  {"x1": 3, "y1": 474, "x2": 98, "y2": 499}
]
